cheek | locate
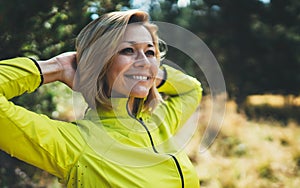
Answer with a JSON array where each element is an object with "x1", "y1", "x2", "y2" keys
[
  {"x1": 106, "y1": 58, "x2": 130, "y2": 91},
  {"x1": 106, "y1": 69, "x2": 123, "y2": 91},
  {"x1": 151, "y1": 60, "x2": 159, "y2": 75},
  {"x1": 112, "y1": 56, "x2": 132, "y2": 71}
]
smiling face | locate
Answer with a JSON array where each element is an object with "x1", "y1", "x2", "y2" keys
[{"x1": 106, "y1": 24, "x2": 159, "y2": 98}]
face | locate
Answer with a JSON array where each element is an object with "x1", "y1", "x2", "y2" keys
[{"x1": 106, "y1": 24, "x2": 159, "y2": 98}]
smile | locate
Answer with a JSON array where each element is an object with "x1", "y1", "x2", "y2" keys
[{"x1": 126, "y1": 75, "x2": 150, "y2": 81}]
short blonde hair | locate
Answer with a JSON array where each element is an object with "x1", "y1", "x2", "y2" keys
[{"x1": 75, "y1": 10, "x2": 161, "y2": 111}]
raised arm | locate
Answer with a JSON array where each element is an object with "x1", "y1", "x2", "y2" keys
[
  {"x1": 37, "y1": 52, "x2": 77, "y2": 88},
  {"x1": 0, "y1": 54, "x2": 84, "y2": 180},
  {"x1": 155, "y1": 65, "x2": 203, "y2": 134}
]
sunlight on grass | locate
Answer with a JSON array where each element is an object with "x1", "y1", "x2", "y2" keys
[
  {"x1": 247, "y1": 94, "x2": 300, "y2": 107},
  {"x1": 187, "y1": 96, "x2": 300, "y2": 188}
]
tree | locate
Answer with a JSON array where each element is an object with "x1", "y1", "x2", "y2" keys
[
  {"x1": 150, "y1": 0, "x2": 300, "y2": 105},
  {"x1": 0, "y1": 0, "x2": 130, "y2": 187}
]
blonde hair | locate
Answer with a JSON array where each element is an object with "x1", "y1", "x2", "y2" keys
[{"x1": 75, "y1": 10, "x2": 162, "y2": 111}]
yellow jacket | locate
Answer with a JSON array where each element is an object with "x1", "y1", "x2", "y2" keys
[{"x1": 0, "y1": 58, "x2": 202, "y2": 188}]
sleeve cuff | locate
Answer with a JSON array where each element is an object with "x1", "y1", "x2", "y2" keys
[{"x1": 28, "y1": 58, "x2": 44, "y2": 87}]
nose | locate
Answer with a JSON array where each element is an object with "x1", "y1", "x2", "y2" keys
[{"x1": 133, "y1": 50, "x2": 150, "y2": 68}]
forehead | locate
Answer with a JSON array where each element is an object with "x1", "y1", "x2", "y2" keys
[{"x1": 123, "y1": 24, "x2": 153, "y2": 44}]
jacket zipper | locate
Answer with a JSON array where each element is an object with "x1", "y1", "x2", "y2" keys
[{"x1": 137, "y1": 117, "x2": 185, "y2": 188}]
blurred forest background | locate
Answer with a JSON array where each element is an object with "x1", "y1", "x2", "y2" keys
[{"x1": 0, "y1": 0, "x2": 300, "y2": 187}]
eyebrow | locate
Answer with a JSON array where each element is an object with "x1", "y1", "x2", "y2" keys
[{"x1": 123, "y1": 41, "x2": 154, "y2": 47}]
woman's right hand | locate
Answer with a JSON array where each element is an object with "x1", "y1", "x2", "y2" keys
[{"x1": 38, "y1": 52, "x2": 77, "y2": 89}]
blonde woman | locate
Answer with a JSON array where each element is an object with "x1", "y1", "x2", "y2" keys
[{"x1": 0, "y1": 10, "x2": 202, "y2": 187}]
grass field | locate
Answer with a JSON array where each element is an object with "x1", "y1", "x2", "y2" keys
[{"x1": 187, "y1": 96, "x2": 300, "y2": 188}]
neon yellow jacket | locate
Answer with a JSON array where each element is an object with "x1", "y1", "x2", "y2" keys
[{"x1": 0, "y1": 58, "x2": 202, "y2": 188}]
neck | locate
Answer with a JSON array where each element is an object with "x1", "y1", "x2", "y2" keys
[{"x1": 128, "y1": 97, "x2": 143, "y2": 118}]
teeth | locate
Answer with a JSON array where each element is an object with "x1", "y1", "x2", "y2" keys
[{"x1": 132, "y1": 75, "x2": 148, "y2": 80}]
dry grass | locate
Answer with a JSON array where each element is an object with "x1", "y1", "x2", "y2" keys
[{"x1": 187, "y1": 96, "x2": 300, "y2": 188}]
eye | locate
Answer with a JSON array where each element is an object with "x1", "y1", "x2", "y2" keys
[
  {"x1": 119, "y1": 48, "x2": 134, "y2": 55},
  {"x1": 145, "y1": 50, "x2": 155, "y2": 57}
]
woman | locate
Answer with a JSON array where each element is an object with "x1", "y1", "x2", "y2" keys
[{"x1": 0, "y1": 10, "x2": 202, "y2": 187}]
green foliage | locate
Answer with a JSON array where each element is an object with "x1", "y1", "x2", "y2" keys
[
  {"x1": 1, "y1": 0, "x2": 299, "y2": 100},
  {"x1": 0, "y1": 152, "x2": 45, "y2": 187},
  {"x1": 0, "y1": 0, "x2": 130, "y2": 187},
  {"x1": 11, "y1": 87, "x2": 56, "y2": 117},
  {"x1": 150, "y1": 0, "x2": 300, "y2": 103}
]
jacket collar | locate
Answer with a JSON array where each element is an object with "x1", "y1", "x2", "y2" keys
[
  {"x1": 85, "y1": 98, "x2": 133, "y2": 120},
  {"x1": 84, "y1": 97, "x2": 150, "y2": 132}
]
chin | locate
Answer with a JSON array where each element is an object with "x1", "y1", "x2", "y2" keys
[{"x1": 129, "y1": 90, "x2": 149, "y2": 98}]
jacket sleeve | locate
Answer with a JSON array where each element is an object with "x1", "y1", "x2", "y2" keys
[
  {"x1": 156, "y1": 65, "x2": 203, "y2": 134},
  {"x1": 0, "y1": 58, "x2": 84, "y2": 181}
]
